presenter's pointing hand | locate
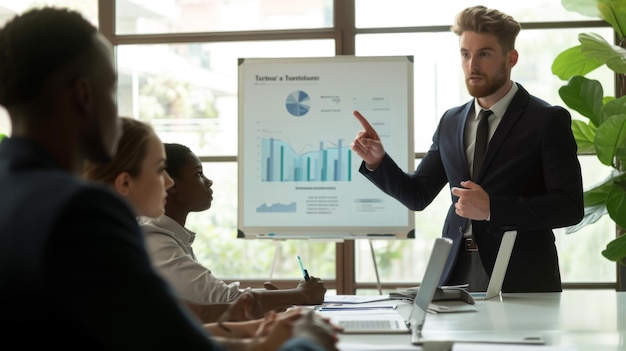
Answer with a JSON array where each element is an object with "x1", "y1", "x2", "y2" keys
[{"x1": 350, "y1": 110, "x2": 385, "y2": 170}]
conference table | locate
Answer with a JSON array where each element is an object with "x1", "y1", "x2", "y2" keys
[{"x1": 329, "y1": 289, "x2": 626, "y2": 351}]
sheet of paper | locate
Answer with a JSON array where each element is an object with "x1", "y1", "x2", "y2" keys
[
  {"x1": 453, "y1": 343, "x2": 576, "y2": 351},
  {"x1": 428, "y1": 302, "x2": 477, "y2": 313},
  {"x1": 338, "y1": 341, "x2": 421, "y2": 351},
  {"x1": 318, "y1": 305, "x2": 397, "y2": 312},
  {"x1": 324, "y1": 294, "x2": 392, "y2": 304}
]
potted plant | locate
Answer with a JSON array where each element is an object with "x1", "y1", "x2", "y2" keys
[{"x1": 551, "y1": 0, "x2": 626, "y2": 264}]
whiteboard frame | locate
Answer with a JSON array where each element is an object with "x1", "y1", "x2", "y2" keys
[{"x1": 237, "y1": 55, "x2": 414, "y2": 239}]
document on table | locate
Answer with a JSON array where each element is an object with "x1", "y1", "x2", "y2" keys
[
  {"x1": 338, "y1": 342, "x2": 577, "y2": 351},
  {"x1": 318, "y1": 304, "x2": 397, "y2": 312},
  {"x1": 338, "y1": 341, "x2": 420, "y2": 351},
  {"x1": 452, "y1": 343, "x2": 576, "y2": 351},
  {"x1": 324, "y1": 295, "x2": 392, "y2": 304}
]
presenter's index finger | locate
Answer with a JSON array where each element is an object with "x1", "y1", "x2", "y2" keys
[{"x1": 353, "y1": 110, "x2": 375, "y2": 133}]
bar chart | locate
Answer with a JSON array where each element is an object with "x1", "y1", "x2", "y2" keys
[{"x1": 261, "y1": 137, "x2": 352, "y2": 182}]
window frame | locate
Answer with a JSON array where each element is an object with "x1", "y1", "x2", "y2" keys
[{"x1": 98, "y1": 0, "x2": 620, "y2": 292}]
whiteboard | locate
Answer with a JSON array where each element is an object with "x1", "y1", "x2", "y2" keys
[{"x1": 237, "y1": 55, "x2": 414, "y2": 239}]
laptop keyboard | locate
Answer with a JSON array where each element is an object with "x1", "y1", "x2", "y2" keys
[{"x1": 339, "y1": 319, "x2": 399, "y2": 330}]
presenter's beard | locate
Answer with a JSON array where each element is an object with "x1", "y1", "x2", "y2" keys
[{"x1": 466, "y1": 63, "x2": 508, "y2": 98}]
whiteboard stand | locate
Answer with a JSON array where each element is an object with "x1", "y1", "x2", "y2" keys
[{"x1": 267, "y1": 239, "x2": 281, "y2": 280}]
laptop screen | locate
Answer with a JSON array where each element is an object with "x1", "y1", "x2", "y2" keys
[{"x1": 408, "y1": 237, "x2": 453, "y2": 331}]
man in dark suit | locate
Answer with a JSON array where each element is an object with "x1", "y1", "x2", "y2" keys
[
  {"x1": 350, "y1": 5, "x2": 583, "y2": 293},
  {"x1": 0, "y1": 7, "x2": 336, "y2": 350}
]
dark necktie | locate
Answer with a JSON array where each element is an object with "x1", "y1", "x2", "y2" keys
[{"x1": 472, "y1": 110, "x2": 493, "y2": 180}]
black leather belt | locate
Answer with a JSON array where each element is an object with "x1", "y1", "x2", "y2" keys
[{"x1": 464, "y1": 238, "x2": 478, "y2": 251}]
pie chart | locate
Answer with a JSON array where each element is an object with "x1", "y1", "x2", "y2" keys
[{"x1": 285, "y1": 90, "x2": 311, "y2": 116}]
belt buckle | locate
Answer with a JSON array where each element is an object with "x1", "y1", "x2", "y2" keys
[{"x1": 465, "y1": 238, "x2": 478, "y2": 251}]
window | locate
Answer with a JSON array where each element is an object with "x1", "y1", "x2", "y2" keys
[
  {"x1": 117, "y1": 40, "x2": 335, "y2": 156},
  {"x1": 0, "y1": 0, "x2": 617, "y2": 291},
  {"x1": 355, "y1": 0, "x2": 591, "y2": 28},
  {"x1": 115, "y1": 0, "x2": 333, "y2": 34}
]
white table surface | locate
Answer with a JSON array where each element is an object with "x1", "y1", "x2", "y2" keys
[{"x1": 327, "y1": 289, "x2": 626, "y2": 351}]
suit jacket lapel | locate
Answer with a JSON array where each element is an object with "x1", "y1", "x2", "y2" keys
[
  {"x1": 458, "y1": 102, "x2": 473, "y2": 180},
  {"x1": 478, "y1": 83, "x2": 531, "y2": 179}
]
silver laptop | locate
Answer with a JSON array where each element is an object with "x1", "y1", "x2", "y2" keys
[
  {"x1": 320, "y1": 237, "x2": 453, "y2": 334},
  {"x1": 470, "y1": 230, "x2": 517, "y2": 300},
  {"x1": 398, "y1": 230, "x2": 517, "y2": 314},
  {"x1": 412, "y1": 231, "x2": 545, "y2": 346}
]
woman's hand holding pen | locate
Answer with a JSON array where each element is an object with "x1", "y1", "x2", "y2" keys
[
  {"x1": 295, "y1": 255, "x2": 326, "y2": 304},
  {"x1": 257, "y1": 282, "x2": 326, "y2": 307},
  {"x1": 296, "y1": 276, "x2": 326, "y2": 305}
]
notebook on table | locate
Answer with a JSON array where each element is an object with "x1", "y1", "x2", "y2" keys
[
  {"x1": 470, "y1": 230, "x2": 517, "y2": 300},
  {"x1": 412, "y1": 231, "x2": 545, "y2": 346},
  {"x1": 319, "y1": 237, "x2": 453, "y2": 334}
]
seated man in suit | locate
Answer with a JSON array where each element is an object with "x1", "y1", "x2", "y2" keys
[{"x1": 0, "y1": 7, "x2": 337, "y2": 351}]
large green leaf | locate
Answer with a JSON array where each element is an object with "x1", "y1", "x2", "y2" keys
[
  {"x1": 602, "y1": 232, "x2": 626, "y2": 265},
  {"x1": 585, "y1": 175, "x2": 617, "y2": 206},
  {"x1": 601, "y1": 95, "x2": 626, "y2": 125},
  {"x1": 558, "y1": 76, "x2": 604, "y2": 124},
  {"x1": 616, "y1": 121, "x2": 626, "y2": 164},
  {"x1": 602, "y1": 95, "x2": 626, "y2": 115},
  {"x1": 562, "y1": 0, "x2": 605, "y2": 18},
  {"x1": 566, "y1": 173, "x2": 619, "y2": 233},
  {"x1": 572, "y1": 119, "x2": 597, "y2": 153},
  {"x1": 563, "y1": 0, "x2": 626, "y2": 38},
  {"x1": 607, "y1": 175, "x2": 626, "y2": 228},
  {"x1": 566, "y1": 203, "x2": 607, "y2": 233},
  {"x1": 552, "y1": 45, "x2": 604, "y2": 80},
  {"x1": 594, "y1": 114, "x2": 626, "y2": 165},
  {"x1": 597, "y1": 0, "x2": 626, "y2": 38},
  {"x1": 565, "y1": 169, "x2": 626, "y2": 234},
  {"x1": 579, "y1": 33, "x2": 626, "y2": 74},
  {"x1": 603, "y1": 96, "x2": 616, "y2": 105}
]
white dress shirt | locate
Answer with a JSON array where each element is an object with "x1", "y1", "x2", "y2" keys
[{"x1": 140, "y1": 215, "x2": 245, "y2": 304}]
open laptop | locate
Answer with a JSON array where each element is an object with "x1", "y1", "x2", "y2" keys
[
  {"x1": 395, "y1": 231, "x2": 517, "y2": 313},
  {"x1": 319, "y1": 237, "x2": 453, "y2": 334},
  {"x1": 412, "y1": 231, "x2": 545, "y2": 346},
  {"x1": 427, "y1": 230, "x2": 515, "y2": 312},
  {"x1": 470, "y1": 230, "x2": 517, "y2": 300}
]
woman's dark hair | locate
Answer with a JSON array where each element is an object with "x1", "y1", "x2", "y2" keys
[{"x1": 164, "y1": 143, "x2": 193, "y2": 179}]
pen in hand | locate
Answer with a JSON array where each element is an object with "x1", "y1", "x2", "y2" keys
[{"x1": 297, "y1": 255, "x2": 310, "y2": 281}]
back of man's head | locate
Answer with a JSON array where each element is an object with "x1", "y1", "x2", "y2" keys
[{"x1": 0, "y1": 7, "x2": 97, "y2": 108}]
